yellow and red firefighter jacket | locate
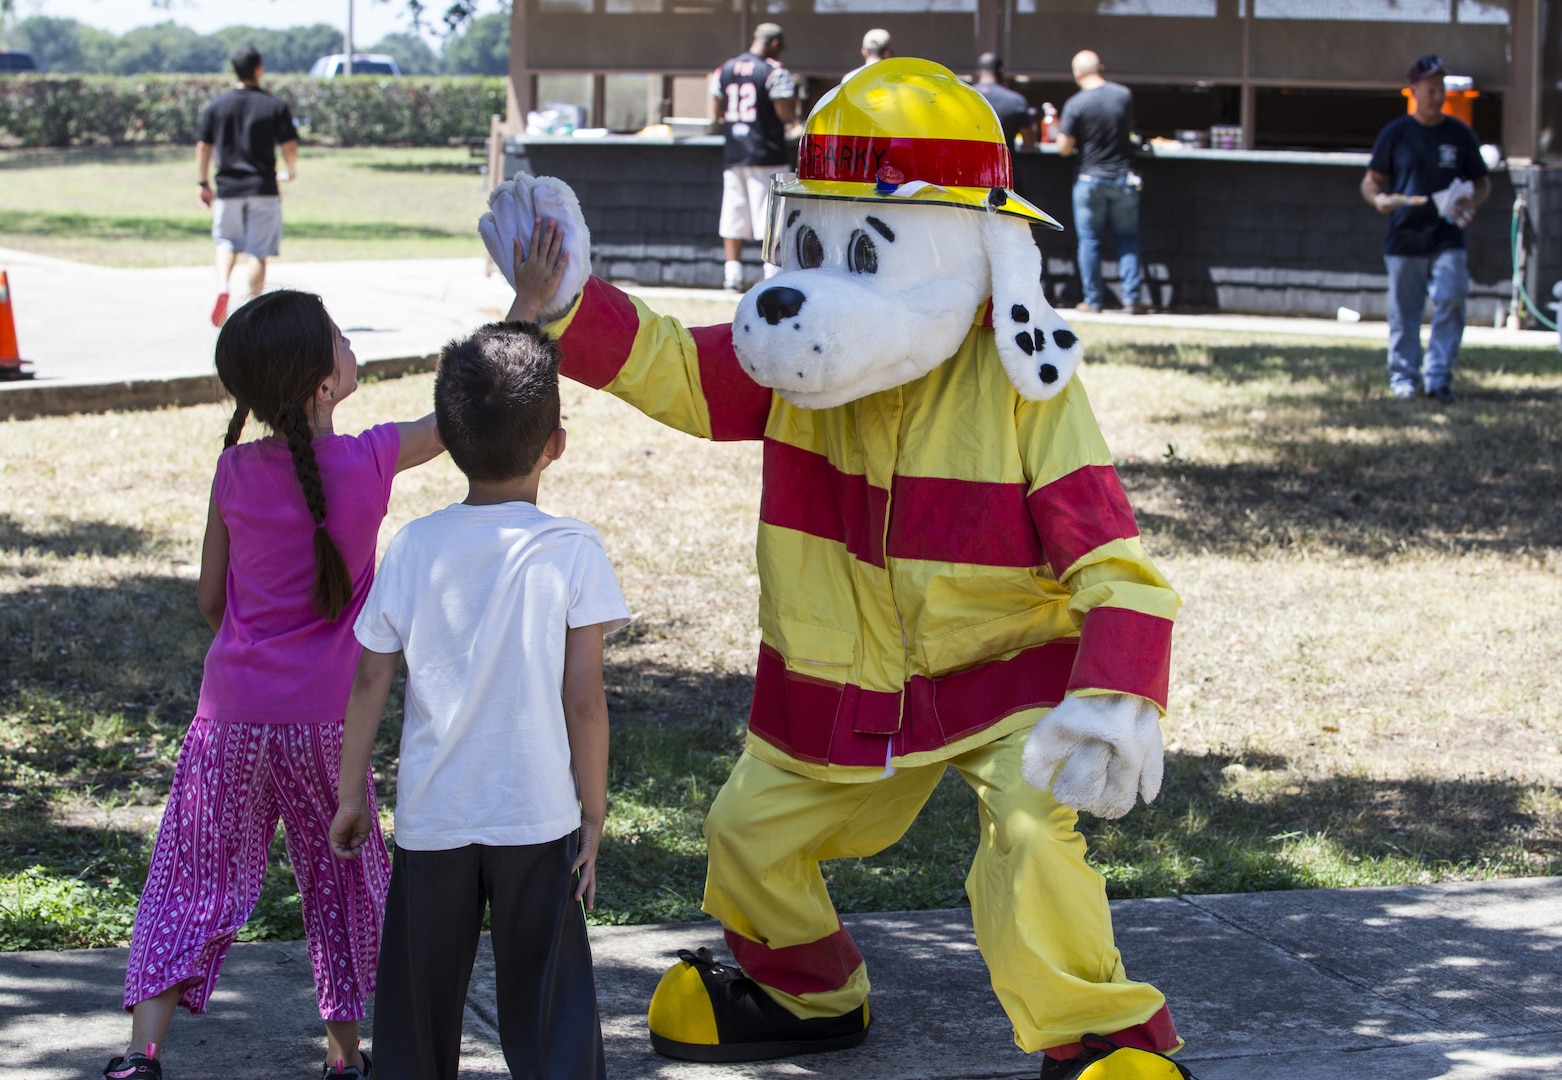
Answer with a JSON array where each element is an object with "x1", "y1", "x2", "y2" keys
[{"x1": 548, "y1": 277, "x2": 1179, "y2": 783}]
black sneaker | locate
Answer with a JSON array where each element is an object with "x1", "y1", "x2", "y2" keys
[
  {"x1": 1039, "y1": 1034, "x2": 1195, "y2": 1079},
  {"x1": 648, "y1": 947, "x2": 869, "y2": 1062},
  {"x1": 1426, "y1": 385, "x2": 1457, "y2": 404},
  {"x1": 322, "y1": 1051, "x2": 372, "y2": 1078},
  {"x1": 103, "y1": 1053, "x2": 162, "y2": 1080}
]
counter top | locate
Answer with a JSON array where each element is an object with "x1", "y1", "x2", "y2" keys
[
  {"x1": 506, "y1": 135, "x2": 1524, "y2": 172},
  {"x1": 506, "y1": 134, "x2": 1380, "y2": 167}
]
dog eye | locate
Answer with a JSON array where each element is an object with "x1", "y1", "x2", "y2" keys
[
  {"x1": 848, "y1": 231, "x2": 878, "y2": 275},
  {"x1": 796, "y1": 227, "x2": 823, "y2": 270}
]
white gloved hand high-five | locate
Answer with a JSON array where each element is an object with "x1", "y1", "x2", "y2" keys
[
  {"x1": 479, "y1": 173, "x2": 592, "y2": 323},
  {"x1": 1021, "y1": 693, "x2": 1165, "y2": 819}
]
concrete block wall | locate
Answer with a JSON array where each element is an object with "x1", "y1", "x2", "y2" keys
[
  {"x1": 514, "y1": 138, "x2": 1542, "y2": 325},
  {"x1": 1016, "y1": 154, "x2": 1518, "y2": 325}
]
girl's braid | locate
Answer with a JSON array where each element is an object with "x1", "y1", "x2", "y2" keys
[
  {"x1": 223, "y1": 403, "x2": 250, "y2": 449},
  {"x1": 279, "y1": 401, "x2": 353, "y2": 620},
  {"x1": 279, "y1": 403, "x2": 328, "y2": 527}
]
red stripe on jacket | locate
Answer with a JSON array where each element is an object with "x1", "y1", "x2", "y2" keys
[
  {"x1": 556, "y1": 277, "x2": 640, "y2": 390},
  {"x1": 725, "y1": 922, "x2": 864, "y2": 997},
  {"x1": 887, "y1": 474, "x2": 1043, "y2": 567},
  {"x1": 690, "y1": 323, "x2": 771, "y2": 441},
  {"x1": 760, "y1": 439, "x2": 888, "y2": 567},
  {"x1": 1026, "y1": 464, "x2": 1140, "y2": 573},
  {"x1": 1067, "y1": 606, "x2": 1173, "y2": 710},
  {"x1": 749, "y1": 640, "x2": 1077, "y2": 766}
]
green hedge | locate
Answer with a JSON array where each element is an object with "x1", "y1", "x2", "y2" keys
[{"x1": 0, "y1": 74, "x2": 507, "y2": 148}]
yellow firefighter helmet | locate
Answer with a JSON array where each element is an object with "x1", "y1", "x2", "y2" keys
[{"x1": 773, "y1": 56, "x2": 1060, "y2": 228}]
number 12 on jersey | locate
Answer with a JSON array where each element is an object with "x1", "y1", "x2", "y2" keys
[{"x1": 725, "y1": 82, "x2": 758, "y2": 124}]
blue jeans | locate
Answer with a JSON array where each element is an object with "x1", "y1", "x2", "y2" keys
[
  {"x1": 1073, "y1": 174, "x2": 1141, "y2": 309},
  {"x1": 1385, "y1": 249, "x2": 1468, "y2": 394}
]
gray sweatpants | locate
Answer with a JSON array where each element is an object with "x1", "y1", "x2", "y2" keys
[{"x1": 372, "y1": 836, "x2": 605, "y2": 1080}]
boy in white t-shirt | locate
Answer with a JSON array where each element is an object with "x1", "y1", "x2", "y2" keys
[{"x1": 329, "y1": 321, "x2": 630, "y2": 1080}]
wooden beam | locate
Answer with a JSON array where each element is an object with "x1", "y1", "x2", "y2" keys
[
  {"x1": 1503, "y1": 0, "x2": 1542, "y2": 161},
  {"x1": 977, "y1": 0, "x2": 1000, "y2": 59},
  {"x1": 505, "y1": 0, "x2": 533, "y2": 136},
  {"x1": 1240, "y1": 0, "x2": 1255, "y2": 149}
]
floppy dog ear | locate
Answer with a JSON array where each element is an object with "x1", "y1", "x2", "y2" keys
[{"x1": 983, "y1": 214, "x2": 1082, "y2": 400}]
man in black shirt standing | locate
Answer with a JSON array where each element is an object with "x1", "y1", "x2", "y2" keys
[
  {"x1": 709, "y1": 23, "x2": 798, "y2": 292},
  {"x1": 196, "y1": 45, "x2": 299, "y2": 326},
  {"x1": 973, "y1": 53, "x2": 1033, "y2": 158},
  {"x1": 1361, "y1": 55, "x2": 1489, "y2": 403},
  {"x1": 1057, "y1": 50, "x2": 1144, "y2": 314}
]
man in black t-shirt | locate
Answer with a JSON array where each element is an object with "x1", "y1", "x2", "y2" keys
[
  {"x1": 195, "y1": 45, "x2": 299, "y2": 326},
  {"x1": 709, "y1": 24, "x2": 798, "y2": 291},
  {"x1": 1362, "y1": 55, "x2": 1490, "y2": 403},
  {"x1": 1057, "y1": 50, "x2": 1143, "y2": 314},
  {"x1": 973, "y1": 54, "x2": 1033, "y2": 158}
]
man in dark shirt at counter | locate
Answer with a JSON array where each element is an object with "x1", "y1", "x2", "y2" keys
[
  {"x1": 195, "y1": 45, "x2": 298, "y2": 327},
  {"x1": 974, "y1": 53, "x2": 1033, "y2": 156},
  {"x1": 1057, "y1": 50, "x2": 1144, "y2": 314},
  {"x1": 1360, "y1": 54, "x2": 1489, "y2": 403}
]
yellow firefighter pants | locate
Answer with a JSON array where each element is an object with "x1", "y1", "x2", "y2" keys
[{"x1": 701, "y1": 726, "x2": 1169, "y2": 1054}]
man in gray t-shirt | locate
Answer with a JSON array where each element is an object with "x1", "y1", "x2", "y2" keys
[{"x1": 1057, "y1": 50, "x2": 1143, "y2": 313}]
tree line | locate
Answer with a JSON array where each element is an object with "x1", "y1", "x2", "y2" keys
[{"x1": 6, "y1": 13, "x2": 510, "y2": 77}]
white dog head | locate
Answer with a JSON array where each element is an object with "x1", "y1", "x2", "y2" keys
[{"x1": 733, "y1": 199, "x2": 1083, "y2": 410}]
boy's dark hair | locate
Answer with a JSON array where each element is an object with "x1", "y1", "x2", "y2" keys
[
  {"x1": 231, "y1": 45, "x2": 262, "y2": 83},
  {"x1": 214, "y1": 289, "x2": 353, "y2": 622},
  {"x1": 436, "y1": 322, "x2": 563, "y2": 483}
]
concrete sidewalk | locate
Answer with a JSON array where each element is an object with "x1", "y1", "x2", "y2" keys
[
  {"x1": 3, "y1": 246, "x2": 1555, "y2": 419},
  {"x1": 2, "y1": 878, "x2": 1557, "y2": 1079}
]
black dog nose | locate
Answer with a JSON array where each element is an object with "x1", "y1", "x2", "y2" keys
[{"x1": 755, "y1": 287, "x2": 805, "y2": 326}]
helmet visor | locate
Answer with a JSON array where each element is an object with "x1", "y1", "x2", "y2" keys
[{"x1": 760, "y1": 175, "x2": 799, "y2": 268}]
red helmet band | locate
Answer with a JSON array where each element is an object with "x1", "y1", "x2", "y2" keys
[{"x1": 797, "y1": 133, "x2": 1013, "y2": 190}]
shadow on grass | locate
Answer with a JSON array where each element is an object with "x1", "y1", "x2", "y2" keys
[
  {"x1": 0, "y1": 209, "x2": 463, "y2": 243},
  {"x1": 0, "y1": 514, "x2": 154, "y2": 559},
  {"x1": 0, "y1": 565, "x2": 351, "y2": 949},
  {"x1": 1094, "y1": 337, "x2": 1562, "y2": 386},
  {"x1": 4, "y1": 548, "x2": 1555, "y2": 947},
  {"x1": 0, "y1": 146, "x2": 189, "y2": 170},
  {"x1": 360, "y1": 160, "x2": 483, "y2": 175},
  {"x1": 1087, "y1": 750, "x2": 1561, "y2": 898},
  {"x1": 1100, "y1": 342, "x2": 1562, "y2": 557}
]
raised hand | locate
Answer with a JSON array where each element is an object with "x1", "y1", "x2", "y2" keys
[
  {"x1": 507, "y1": 217, "x2": 570, "y2": 324},
  {"x1": 479, "y1": 174, "x2": 592, "y2": 323}
]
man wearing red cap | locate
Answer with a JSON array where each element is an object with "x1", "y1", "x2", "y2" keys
[{"x1": 1361, "y1": 54, "x2": 1490, "y2": 403}]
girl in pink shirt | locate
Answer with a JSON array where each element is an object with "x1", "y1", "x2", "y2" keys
[{"x1": 106, "y1": 290, "x2": 442, "y2": 1080}]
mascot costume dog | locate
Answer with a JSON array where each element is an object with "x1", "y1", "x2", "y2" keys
[{"x1": 483, "y1": 58, "x2": 1188, "y2": 1080}]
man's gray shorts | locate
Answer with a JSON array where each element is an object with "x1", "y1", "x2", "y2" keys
[{"x1": 212, "y1": 195, "x2": 283, "y2": 258}]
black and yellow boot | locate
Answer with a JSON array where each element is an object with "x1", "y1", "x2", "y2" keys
[
  {"x1": 1039, "y1": 1035, "x2": 1195, "y2": 1080},
  {"x1": 647, "y1": 947, "x2": 870, "y2": 1062}
]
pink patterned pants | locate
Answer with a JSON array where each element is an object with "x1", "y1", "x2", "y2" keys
[{"x1": 123, "y1": 718, "x2": 391, "y2": 1021}]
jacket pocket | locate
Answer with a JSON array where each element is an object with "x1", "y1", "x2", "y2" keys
[
  {"x1": 759, "y1": 614, "x2": 858, "y2": 671},
  {"x1": 918, "y1": 607, "x2": 1054, "y2": 677}
]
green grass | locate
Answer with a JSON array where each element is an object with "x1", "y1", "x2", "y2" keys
[
  {"x1": 0, "y1": 145, "x2": 490, "y2": 266},
  {"x1": 1, "y1": 328, "x2": 1560, "y2": 950}
]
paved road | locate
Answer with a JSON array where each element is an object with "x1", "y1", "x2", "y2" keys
[
  {"x1": 1, "y1": 878, "x2": 1557, "y2": 1079},
  {"x1": 2, "y1": 246, "x2": 1553, "y2": 392},
  {"x1": 0, "y1": 249, "x2": 518, "y2": 385}
]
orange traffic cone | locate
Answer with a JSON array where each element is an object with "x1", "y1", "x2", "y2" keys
[{"x1": 0, "y1": 269, "x2": 34, "y2": 381}]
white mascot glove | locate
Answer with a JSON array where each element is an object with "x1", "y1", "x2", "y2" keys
[
  {"x1": 478, "y1": 173, "x2": 592, "y2": 323},
  {"x1": 1021, "y1": 693, "x2": 1164, "y2": 819}
]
